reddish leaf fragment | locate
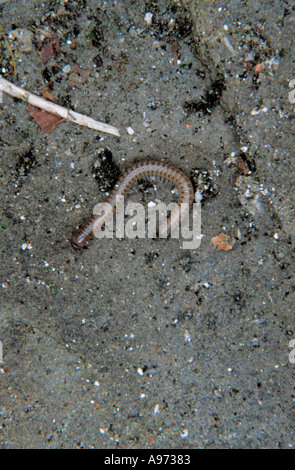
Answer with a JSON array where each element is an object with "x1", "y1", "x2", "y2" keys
[
  {"x1": 27, "y1": 104, "x2": 65, "y2": 133},
  {"x1": 171, "y1": 40, "x2": 181, "y2": 64},
  {"x1": 41, "y1": 89, "x2": 55, "y2": 102},
  {"x1": 40, "y1": 33, "x2": 61, "y2": 64}
]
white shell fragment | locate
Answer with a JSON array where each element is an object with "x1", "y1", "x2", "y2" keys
[{"x1": 8, "y1": 29, "x2": 33, "y2": 52}]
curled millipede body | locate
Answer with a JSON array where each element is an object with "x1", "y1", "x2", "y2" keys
[{"x1": 71, "y1": 160, "x2": 194, "y2": 249}]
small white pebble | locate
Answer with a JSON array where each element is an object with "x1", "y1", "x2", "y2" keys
[
  {"x1": 127, "y1": 126, "x2": 135, "y2": 135},
  {"x1": 21, "y1": 243, "x2": 28, "y2": 250},
  {"x1": 94, "y1": 380, "x2": 100, "y2": 387},
  {"x1": 144, "y1": 12, "x2": 153, "y2": 26},
  {"x1": 184, "y1": 330, "x2": 191, "y2": 342},
  {"x1": 180, "y1": 429, "x2": 189, "y2": 439},
  {"x1": 62, "y1": 64, "x2": 71, "y2": 73},
  {"x1": 273, "y1": 232, "x2": 279, "y2": 240},
  {"x1": 154, "y1": 404, "x2": 160, "y2": 415},
  {"x1": 137, "y1": 368, "x2": 144, "y2": 376}
]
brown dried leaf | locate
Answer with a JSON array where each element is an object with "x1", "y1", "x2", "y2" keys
[
  {"x1": 27, "y1": 104, "x2": 65, "y2": 133},
  {"x1": 40, "y1": 33, "x2": 60, "y2": 64},
  {"x1": 211, "y1": 233, "x2": 234, "y2": 251},
  {"x1": 171, "y1": 40, "x2": 181, "y2": 64},
  {"x1": 41, "y1": 89, "x2": 55, "y2": 102}
]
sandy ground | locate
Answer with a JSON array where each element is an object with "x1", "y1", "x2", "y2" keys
[{"x1": 0, "y1": 0, "x2": 294, "y2": 448}]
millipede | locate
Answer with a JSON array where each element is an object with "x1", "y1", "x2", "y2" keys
[{"x1": 71, "y1": 160, "x2": 194, "y2": 249}]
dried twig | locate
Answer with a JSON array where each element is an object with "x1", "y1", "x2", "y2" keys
[{"x1": 0, "y1": 77, "x2": 120, "y2": 137}]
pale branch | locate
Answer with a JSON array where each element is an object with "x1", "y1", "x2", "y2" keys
[{"x1": 0, "y1": 77, "x2": 120, "y2": 137}]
